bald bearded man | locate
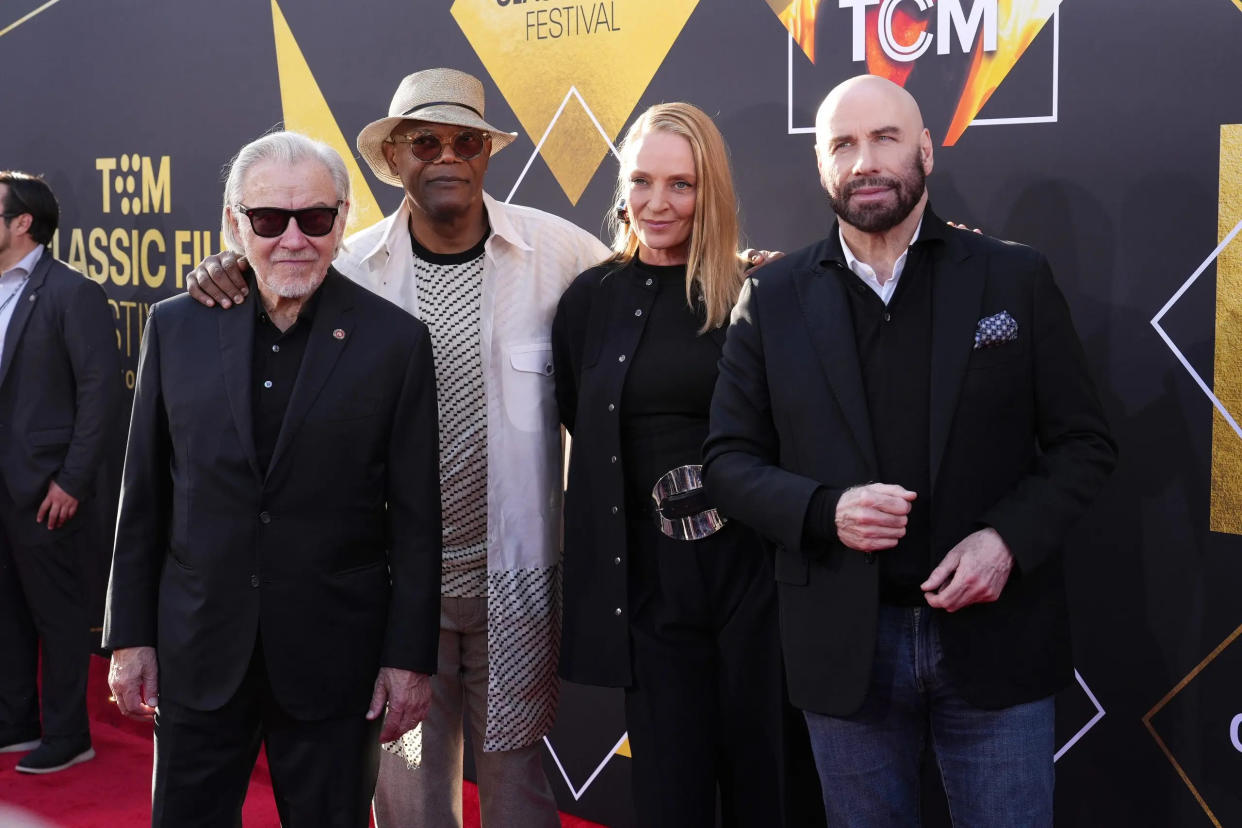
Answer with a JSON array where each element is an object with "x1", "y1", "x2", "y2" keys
[{"x1": 704, "y1": 75, "x2": 1116, "y2": 826}]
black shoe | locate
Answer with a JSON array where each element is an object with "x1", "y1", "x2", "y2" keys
[
  {"x1": 0, "y1": 728, "x2": 41, "y2": 754},
  {"x1": 15, "y1": 737, "x2": 94, "y2": 774}
]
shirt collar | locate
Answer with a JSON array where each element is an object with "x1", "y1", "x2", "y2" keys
[
  {"x1": 482, "y1": 191, "x2": 533, "y2": 253},
  {"x1": 838, "y1": 216, "x2": 923, "y2": 304},
  {"x1": 360, "y1": 190, "x2": 531, "y2": 268},
  {"x1": 838, "y1": 215, "x2": 924, "y2": 277},
  {"x1": 1, "y1": 245, "x2": 44, "y2": 281},
  {"x1": 252, "y1": 271, "x2": 323, "y2": 326}
]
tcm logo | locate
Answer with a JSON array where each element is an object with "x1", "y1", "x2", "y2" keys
[
  {"x1": 1232, "y1": 714, "x2": 1242, "y2": 753},
  {"x1": 95, "y1": 154, "x2": 171, "y2": 216},
  {"x1": 840, "y1": 0, "x2": 996, "y2": 63},
  {"x1": 769, "y1": 0, "x2": 1062, "y2": 146}
]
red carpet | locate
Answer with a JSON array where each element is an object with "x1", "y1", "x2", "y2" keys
[{"x1": 0, "y1": 655, "x2": 605, "y2": 828}]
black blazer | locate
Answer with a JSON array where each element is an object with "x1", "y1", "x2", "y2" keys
[
  {"x1": 0, "y1": 249, "x2": 122, "y2": 541},
  {"x1": 103, "y1": 269, "x2": 442, "y2": 720},
  {"x1": 552, "y1": 259, "x2": 728, "y2": 686},
  {"x1": 704, "y1": 212, "x2": 1117, "y2": 716}
]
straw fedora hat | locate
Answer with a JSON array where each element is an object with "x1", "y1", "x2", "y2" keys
[{"x1": 357, "y1": 68, "x2": 518, "y2": 187}]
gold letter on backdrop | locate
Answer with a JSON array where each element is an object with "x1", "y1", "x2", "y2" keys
[{"x1": 1212, "y1": 124, "x2": 1242, "y2": 535}]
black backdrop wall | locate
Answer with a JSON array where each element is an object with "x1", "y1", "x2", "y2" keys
[{"x1": 3, "y1": 0, "x2": 1241, "y2": 824}]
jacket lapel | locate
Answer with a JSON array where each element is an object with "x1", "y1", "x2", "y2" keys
[
  {"x1": 793, "y1": 239, "x2": 878, "y2": 475},
  {"x1": 265, "y1": 269, "x2": 353, "y2": 481},
  {"x1": 927, "y1": 223, "x2": 984, "y2": 491},
  {"x1": 218, "y1": 287, "x2": 262, "y2": 482},
  {"x1": 0, "y1": 249, "x2": 51, "y2": 391}
]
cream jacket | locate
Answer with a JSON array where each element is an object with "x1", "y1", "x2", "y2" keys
[{"x1": 335, "y1": 193, "x2": 609, "y2": 750}]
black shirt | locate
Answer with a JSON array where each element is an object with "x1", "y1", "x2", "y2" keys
[
  {"x1": 839, "y1": 247, "x2": 934, "y2": 604},
  {"x1": 619, "y1": 258, "x2": 719, "y2": 505},
  {"x1": 251, "y1": 288, "x2": 320, "y2": 473}
]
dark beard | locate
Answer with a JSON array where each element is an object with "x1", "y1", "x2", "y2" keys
[{"x1": 827, "y1": 150, "x2": 926, "y2": 233}]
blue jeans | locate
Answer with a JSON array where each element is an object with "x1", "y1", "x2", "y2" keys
[{"x1": 803, "y1": 605, "x2": 1054, "y2": 827}]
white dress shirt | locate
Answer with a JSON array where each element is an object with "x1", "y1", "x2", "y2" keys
[
  {"x1": 0, "y1": 245, "x2": 43, "y2": 366},
  {"x1": 838, "y1": 218, "x2": 924, "y2": 306}
]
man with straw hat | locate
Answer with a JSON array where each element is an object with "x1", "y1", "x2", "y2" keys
[{"x1": 189, "y1": 68, "x2": 610, "y2": 826}]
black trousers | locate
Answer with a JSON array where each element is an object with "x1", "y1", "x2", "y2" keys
[
  {"x1": 151, "y1": 638, "x2": 382, "y2": 828},
  {"x1": 623, "y1": 517, "x2": 825, "y2": 828},
  {"x1": 0, "y1": 486, "x2": 91, "y2": 744}
]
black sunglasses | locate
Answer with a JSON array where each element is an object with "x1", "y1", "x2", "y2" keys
[
  {"x1": 386, "y1": 130, "x2": 490, "y2": 163},
  {"x1": 235, "y1": 203, "x2": 342, "y2": 238}
]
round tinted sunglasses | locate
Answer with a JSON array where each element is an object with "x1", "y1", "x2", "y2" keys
[
  {"x1": 235, "y1": 202, "x2": 342, "y2": 238},
  {"x1": 385, "y1": 130, "x2": 490, "y2": 163}
]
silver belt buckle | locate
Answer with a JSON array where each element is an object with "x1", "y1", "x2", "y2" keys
[{"x1": 650, "y1": 464, "x2": 727, "y2": 541}]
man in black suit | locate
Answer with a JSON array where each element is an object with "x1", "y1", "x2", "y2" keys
[
  {"x1": 0, "y1": 171, "x2": 122, "y2": 774},
  {"x1": 704, "y1": 76, "x2": 1117, "y2": 826},
  {"x1": 103, "y1": 132, "x2": 442, "y2": 827}
]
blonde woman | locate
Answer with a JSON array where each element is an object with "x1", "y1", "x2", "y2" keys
[{"x1": 552, "y1": 103, "x2": 822, "y2": 827}]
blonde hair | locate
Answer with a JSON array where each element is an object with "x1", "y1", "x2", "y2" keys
[{"x1": 609, "y1": 103, "x2": 745, "y2": 332}]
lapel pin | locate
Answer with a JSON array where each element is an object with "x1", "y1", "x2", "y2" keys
[{"x1": 333, "y1": 328, "x2": 346, "y2": 340}]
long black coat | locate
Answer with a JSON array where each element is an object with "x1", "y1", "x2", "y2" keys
[
  {"x1": 103, "y1": 269, "x2": 442, "y2": 720},
  {"x1": 704, "y1": 212, "x2": 1118, "y2": 716},
  {"x1": 552, "y1": 259, "x2": 728, "y2": 687}
]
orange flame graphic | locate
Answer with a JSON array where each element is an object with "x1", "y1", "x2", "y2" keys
[
  {"x1": 943, "y1": 0, "x2": 1061, "y2": 145},
  {"x1": 771, "y1": 0, "x2": 821, "y2": 62},
  {"x1": 865, "y1": 5, "x2": 929, "y2": 85}
]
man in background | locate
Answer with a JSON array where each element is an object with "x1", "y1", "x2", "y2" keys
[{"x1": 0, "y1": 171, "x2": 122, "y2": 775}]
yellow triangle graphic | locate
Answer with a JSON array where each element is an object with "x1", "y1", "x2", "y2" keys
[{"x1": 271, "y1": 0, "x2": 382, "y2": 235}]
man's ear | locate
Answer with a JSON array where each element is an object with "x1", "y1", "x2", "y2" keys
[
  {"x1": 381, "y1": 141, "x2": 399, "y2": 176},
  {"x1": 224, "y1": 207, "x2": 244, "y2": 245},
  {"x1": 920, "y1": 128, "x2": 934, "y2": 176},
  {"x1": 8, "y1": 212, "x2": 32, "y2": 238}
]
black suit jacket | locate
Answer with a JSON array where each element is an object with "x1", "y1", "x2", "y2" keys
[
  {"x1": 0, "y1": 249, "x2": 122, "y2": 541},
  {"x1": 704, "y1": 211, "x2": 1117, "y2": 716},
  {"x1": 103, "y1": 268, "x2": 442, "y2": 720}
]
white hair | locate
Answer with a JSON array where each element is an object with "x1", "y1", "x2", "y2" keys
[{"x1": 220, "y1": 130, "x2": 351, "y2": 252}]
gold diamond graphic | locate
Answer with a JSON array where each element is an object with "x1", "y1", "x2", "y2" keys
[
  {"x1": 1143, "y1": 622, "x2": 1242, "y2": 827},
  {"x1": 453, "y1": 0, "x2": 699, "y2": 204}
]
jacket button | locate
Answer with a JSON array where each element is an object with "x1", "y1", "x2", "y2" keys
[
  {"x1": 614, "y1": 557, "x2": 621, "y2": 565},
  {"x1": 634, "y1": 309, "x2": 643, "y2": 317},
  {"x1": 618, "y1": 354, "x2": 626, "y2": 363},
  {"x1": 607, "y1": 403, "x2": 615, "y2": 412},
  {"x1": 611, "y1": 505, "x2": 619, "y2": 514},
  {"x1": 250, "y1": 574, "x2": 260, "y2": 588},
  {"x1": 610, "y1": 456, "x2": 617, "y2": 463},
  {"x1": 645, "y1": 278, "x2": 653, "y2": 286},
  {"x1": 259, "y1": 511, "x2": 271, "y2": 524},
  {"x1": 614, "y1": 607, "x2": 622, "y2": 616}
]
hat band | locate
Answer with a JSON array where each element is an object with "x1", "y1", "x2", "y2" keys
[{"x1": 400, "y1": 100, "x2": 484, "y2": 119}]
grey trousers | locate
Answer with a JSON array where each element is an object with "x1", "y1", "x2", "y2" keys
[{"x1": 372, "y1": 595, "x2": 560, "y2": 828}]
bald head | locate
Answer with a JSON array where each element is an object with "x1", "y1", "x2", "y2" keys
[
  {"x1": 813, "y1": 74, "x2": 933, "y2": 236},
  {"x1": 815, "y1": 75, "x2": 926, "y2": 143}
]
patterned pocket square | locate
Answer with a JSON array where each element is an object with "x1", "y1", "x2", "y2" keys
[{"x1": 973, "y1": 310, "x2": 1018, "y2": 350}]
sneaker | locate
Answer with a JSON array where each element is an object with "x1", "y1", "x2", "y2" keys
[
  {"x1": 15, "y1": 738, "x2": 95, "y2": 774},
  {"x1": 0, "y1": 730, "x2": 41, "y2": 754}
]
